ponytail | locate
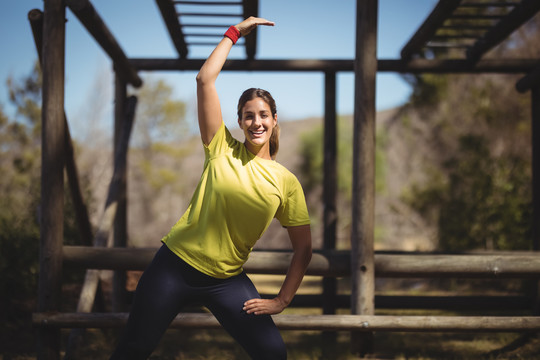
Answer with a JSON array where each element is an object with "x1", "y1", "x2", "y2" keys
[{"x1": 269, "y1": 123, "x2": 280, "y2": 159}]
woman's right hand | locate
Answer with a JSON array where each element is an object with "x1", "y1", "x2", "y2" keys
[{"x1": 235, "y1": 16, "x2": 275, "y2": 37}]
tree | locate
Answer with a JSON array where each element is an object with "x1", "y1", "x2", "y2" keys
[
  {"x1": 133, "y1": 76, "x2": 188, "y2": 150},
  {"x1": 393, "y1": 10, "x2": 540, "y2": 252},
  {"x1": 0, "y1": 63, "x2": 43, "y2": 352},
  {"x1": 405, "y1": 134, "x2": 531, "y2": 251},
  {"x1": 0, "y1": 62, "x2": 86, "y2": 353},
  {"x1": 128, "y1": 76, "x2": 190, "y2": 245},
  {"x1": 299, "y1": 116, "x2": 387, "y2": 248}
]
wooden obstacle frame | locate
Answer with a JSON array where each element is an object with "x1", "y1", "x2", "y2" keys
[{"x1": 33, "y1": 0, "x2": 540, "y2": 358}]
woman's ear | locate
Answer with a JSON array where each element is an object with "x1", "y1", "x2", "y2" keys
[
  {"x1": 273, "y1": 114, "x2": 278, "y2": 127},
  {"x1": 238, "y1": 117, "x2": 242, "y2": 128}
]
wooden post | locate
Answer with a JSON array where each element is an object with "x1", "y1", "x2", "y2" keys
[
  {"x1": 29, "y1": 9, "x2": 94, "y2": 248},
  {"x1": 351, "y1": 0, "x2": 378, "y2": 356},
  {"x1": 533, "y1": 86, "x2": 540, "y2": 253},
  {"x1": 38, "y1": 0, "x2": 65, "y2": 358},
  {"x1": 242, "y1": 0, "x2": 259, "y2": 60},
  {"x1": 532, "y1": 85, "x2": 540, "y2": 315},
  {"x1": 112, "y1": 75, "x2": 129, "y2": 312},
  {"x1": 323, "y1": 71, "x2": 338, "y2": 313},
  {"x1": 64, "y1": 95, "x2": 136, "y2": 358},
  {"x1": 322, "y1": 70, "x2": 338, "y2": 350}
]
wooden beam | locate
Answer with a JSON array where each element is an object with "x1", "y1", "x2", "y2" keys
[
  {"x1": 65, "y1": 0, "x2": 142, "y2": 87},
  {"x1": 62, "y1": 247, "x2": 350, "y2": 276},
  {"x1": 400, "y1": 0, "x2": 462, "y2": 60},
  {"x1": 532, "y1": 86, "x2": 540, "y2": 315},
  {"x1": 28, "y1": 10, "x2": 44, "y2": 63},
  {"x1": 467, "y1": 0, "x2": 540, "y2": 62},
  {"x1": 176, "y1": 1, "x2": 243, "y2": 5},
  {"x1": 533, "y1": 86, "x2": 540, "y2": 253},
  {"x1": 459, "y1": 3, "x2": 520, "y2": 8},
  {"x1": 31, "y1": 10, "x2": 102, "y2": 358},
  {"x1": 33, "y1": 312, "x2": 540, "y2": 332},
  {"x1": 351, "y1": 0, "x2": 377, "y2": 321},
  {"x1": 323, "y1": 71, "x2": 338, "y2": 317},
  {"x1": 156, "y1": 0, "x2": 188, "y2": 59},
  {"x1": 63, "y1": 96, "x2": 136, "y2": 358},
  {"x1": 39, "y1": 0, "x2": 66, "y2": 358},
  {"x1": 352, "y1": 2, "x2": 377, "y2": 353},
  {"x1": 62, "y1": 246, "x2": 540, "y2": 278},
  {"x1": 516, "y1": 61, "x2": 540, "y2": 93},
  {"x1": 112, "y1": 76, "x2": 130, "y2": 312},
  {"x1": 282, "y1": 294, "x2": 532, "y2": 311},
  {"x1": 129, "y1": 58, "x2": 539, "y2": 73},
  {"x1": 242, "y1": 0, "x2": 258, "y2": 60},
  {"x1": 29, "y1": 9, "x2": 94, "y2": 248}
]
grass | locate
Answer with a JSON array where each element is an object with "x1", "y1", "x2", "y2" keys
[
  {"x1": 4, "y1": 275, "x2": 540, "y2": 359},
  {"x1": 61, "y1": 327, "x2": 540, "y2": 359}
]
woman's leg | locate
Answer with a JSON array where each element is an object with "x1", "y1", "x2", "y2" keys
[
  {"x1": 110, "y1": 246, "x2": 193, "y2": 360},
  {"x1": 205, "y1": 272, "x2": 287, "y2": 360}
]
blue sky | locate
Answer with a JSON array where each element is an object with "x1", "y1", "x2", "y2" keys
[{"x1": 1, "y1": 0, "x2": 437, "y2": 138}]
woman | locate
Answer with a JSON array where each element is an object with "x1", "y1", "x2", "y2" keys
[{"x1": 110, "y1": 17, "x2": 312, "y2": 360}]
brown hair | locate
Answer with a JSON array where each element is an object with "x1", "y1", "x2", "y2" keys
[{"x1": 237, "y1": 88, "x2": 280, "y2": 159}]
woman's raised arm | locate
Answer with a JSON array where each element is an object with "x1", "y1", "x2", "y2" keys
[
  {"x1": 243, "y1": 224, "x2": 312, "y2": 315},
  {"x1": 196, "y1": 17, "x2": 274, "y2": 145}
]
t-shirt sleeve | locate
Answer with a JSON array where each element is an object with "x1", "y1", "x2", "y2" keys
[
  {"x1": 275, "y1": 174, "x2": 311, "y2": 227},
  {"x1": 204, "y1": 121, "x2": 236, "y2": 158}
]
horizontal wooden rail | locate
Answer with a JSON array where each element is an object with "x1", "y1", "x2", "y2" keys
[
  {"x1": 63, "y1": 246, "x2": 540, "y2": 278},
  {"x1": 271, "y1": 294, "x2": 533, "y2": 311},
  {"x1": 129, "y1": 58, "x2": 539, "y2": 74},
  {"x1": 33, "y1": 312, "x2": 540, "y2": 332},
  {"x1": 63, "y1": 247, "x2": 349, "y2": 276}
]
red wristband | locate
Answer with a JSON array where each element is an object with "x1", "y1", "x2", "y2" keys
[{"x1": 224, "y1": 25, "x2": 241, "y2": 44}]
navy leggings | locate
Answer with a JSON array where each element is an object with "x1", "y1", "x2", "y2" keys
[{"x1": 110, "y1": 245, "x2": 286, "y2": 359}]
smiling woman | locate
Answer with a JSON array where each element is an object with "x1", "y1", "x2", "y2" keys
[
  {"x1": 110, "y1": 17, "x2": 312, "y2": 360},
  {"x1": 237, "y1": 88, "x2": 280, "y2": 160}
]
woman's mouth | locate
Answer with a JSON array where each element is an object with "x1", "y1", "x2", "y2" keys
[{"x1": 250, "y1": 129, "x2": 265, "y2": 137}]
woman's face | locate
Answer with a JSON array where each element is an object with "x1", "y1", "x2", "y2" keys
[{"x1": 238, "y1": 97, "x2": 277, "y2": 158}]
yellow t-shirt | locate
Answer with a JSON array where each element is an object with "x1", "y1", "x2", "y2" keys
[{"x1": 162, "y1": 122, "x2": 310, "y2": 278}]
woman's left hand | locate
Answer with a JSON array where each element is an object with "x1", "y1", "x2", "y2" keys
[
  {"x1": 243, "y1": 297, "x2": 287, "y2": 315},
  {"x1": 235, "y1": 16, "x2": 275, "y2": 37}
]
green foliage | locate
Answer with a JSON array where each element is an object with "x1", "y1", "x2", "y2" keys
[
  {"x1": 399, "y1": 22, "x2": 536, "y2": 252},
  {"x1": 299, "y1": 124, "x2": 323, "y2": 191},
  {"x1": 299, "y1": 116, "x2": 388, "y2": 247},
  {"x1": 131, "y1": 76, "x2": 189, "y2": 192},
  {"x1": 404, "y1": 135, "x2": 532, "y2": 251},
  {"x1": 133, "y1": 76, "x2": 187, "y2": 149},
  {"x1": 0, "y1": 62, "x2": 84, "y2": 311},
  {"x1": 128, "y1": 76, "x2": 189, "y2": 242},
  {"x1": 404, "y1": 73, "x2": 449, "y2": 108},
  {"x1": 7, "y1": 61, "x2": 42, "y2": 134},
  {"x1": 0, "y1": 65, "x2": 43, "y2": 305},
  {"x1": 299, "y1": 116, "x2": 387, "y2": 197}
]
